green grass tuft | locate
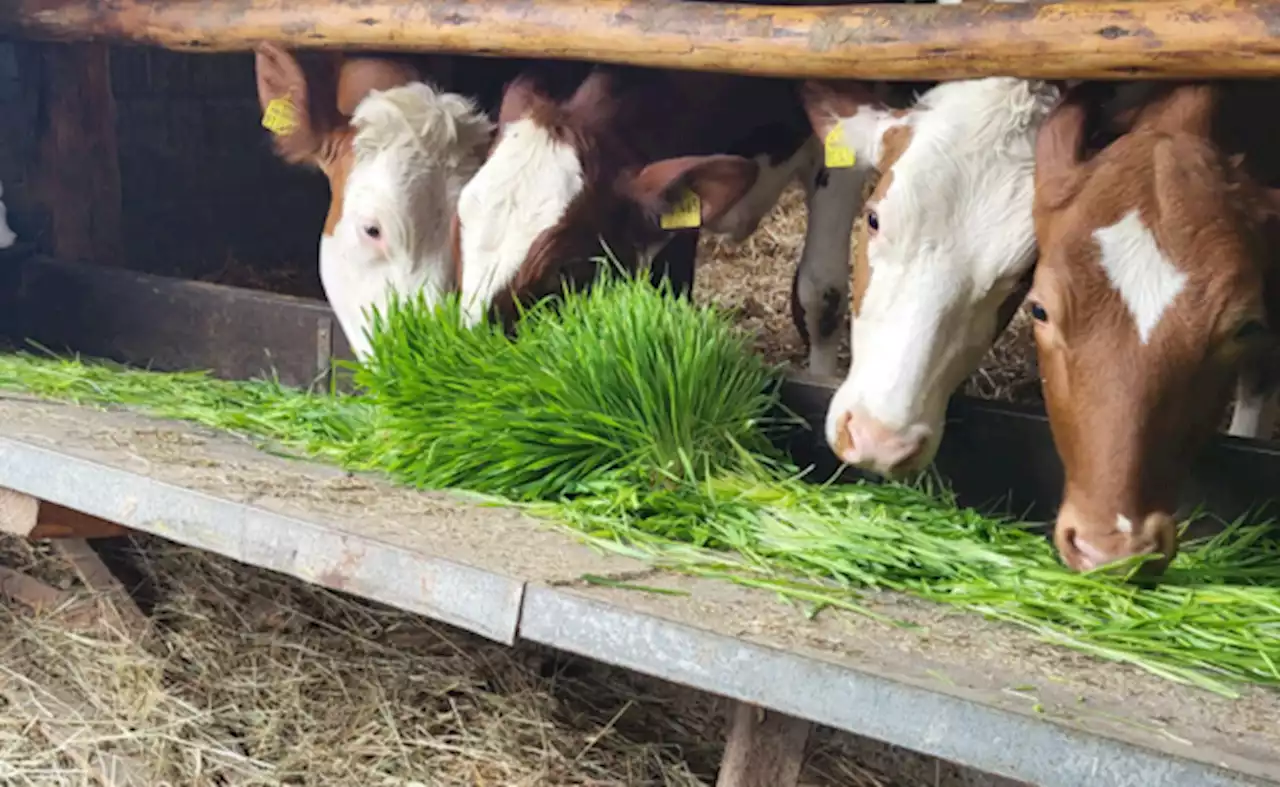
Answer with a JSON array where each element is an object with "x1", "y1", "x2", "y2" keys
[
  {"x1": 354, "y1": 272, "x2": 788, "y2": 500},
  {"x1": 1, "y1": 272, "x2": 1278, "y2": 698}
]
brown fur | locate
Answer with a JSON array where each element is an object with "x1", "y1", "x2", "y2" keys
[
  {"x1": 458, "y1": 65, "x2": 815, "y2": 319},
  {"x1": 1030, "y1": 82, "x2": 1280, "y2": 572}
]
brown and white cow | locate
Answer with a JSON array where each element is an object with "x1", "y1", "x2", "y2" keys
[
  {"x1": 253, "y1": 45, "x2": 591, "y2": 359},
  {"x1": 1030, "y1": 82, "x2": 1280, "y2": 572},
  {"x1": 451, "y1": 64, "x2": 875, "y2": 377},
  {"x1": 801, "y1": 77, "x2": 1061, "y2": 477}
]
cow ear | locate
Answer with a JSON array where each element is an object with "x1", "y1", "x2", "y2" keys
[
  {"x1": 335, "y1": 58, "x2": 421, "y2": 117},
  {"x1": 254, "y1": 42, "x2": 331, "y2": 164},
  {"x1": 618, "y1": 155, "x2": 760, "y2": 228},
  {"x1": 799, "y1": 79, "x2": 882, "y2": 139}
]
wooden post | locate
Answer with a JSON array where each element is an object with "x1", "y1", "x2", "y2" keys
[
  {"x1": 716, "y1": 701, "x2": 813, "y2": 787},
  {"x1": 6, "y1": 0, "x2": 1280, "y2": 80},
  {"x1": 26, "y1": 43, "x2": 123, "y2": 265},
  {"x1": 0, "y1": 487, "x2": 133, "y2": 541}
]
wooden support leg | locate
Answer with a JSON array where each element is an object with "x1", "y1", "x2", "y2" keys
[
  {"x1": 0, "y1": 486, "x2": 147, "y2": 634},
  {"x1": 716, "y1": 701, "x2": 813, "y2": 787}
]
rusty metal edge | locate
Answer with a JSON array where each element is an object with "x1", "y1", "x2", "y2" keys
[{"x1": 0, "y1": 434, "x2": 524, "y2": 645}]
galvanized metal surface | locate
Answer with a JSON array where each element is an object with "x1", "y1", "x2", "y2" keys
[
  {"x1": 520, "y1": 586, "x2": 1278, "y2": 787},
  {"x1": 0, "y1": 421, "x2": 525, "y2": 644},
  {"x1": 0, "y1": 399, "x2": 1275, "y2": 786}
]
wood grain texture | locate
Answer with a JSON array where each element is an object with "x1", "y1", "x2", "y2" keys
[
  {"x1": 715, "y1": 702, "x2": 812, "y2": 787},
  {"x1": 5, "y1": 0, "x2": 1280, "y2": 80},
  {"x1": 26, "y1": 43, "x2": 122, "y2": 265}
]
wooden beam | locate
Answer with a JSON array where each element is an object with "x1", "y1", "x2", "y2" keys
[
  {"x1": 0, "y1": 487, "x2": 133, "y2": 540},
  {"x1": 5, "y1": 0, "x2": 1280, "y2": 80},
  {"x1": 716, "y1": 702, "x2": 812, "y2": 787},
  {"x1": 54, "y1": 539, "x2": 150, "y2": 636},
  {"x1": 26, "y1": 43, "x2": 122, "y2": 265},
  {"x1": 0, "y1": 565, "x2": 72, "y2": 611}
]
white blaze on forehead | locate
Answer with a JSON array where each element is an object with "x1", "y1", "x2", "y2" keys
[
  {"x1": 458, "y1": 118, "x2": 584, "y2": 325},
  {"x1": 1093, "y1": 209, "x2": 1187, "y2": 345}
]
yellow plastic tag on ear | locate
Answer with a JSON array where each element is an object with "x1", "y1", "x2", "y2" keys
[
  {"x1": 262, "y1": 96, "x2": 299, "y2": 136},
  {"x1": 659, "y1": 189, "x2": 702, "y2": 230},
  {"x1": 824, "y1": 124, "x2": 856, "y2": 169}
]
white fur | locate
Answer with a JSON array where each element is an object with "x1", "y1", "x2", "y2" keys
[
  {"x1": 1094, "y1": 209, "x2": 1186, "y2": 345},
  {"x1": 319, "y1": 82, "x2": 492, "y2": 359},
  {"x1": 457, "y1": 118, "x2": 584, "y2": 325},
  {"x1": 1229, "y1": 374, "x2": 1280, "y2": 438},
  {"x1": 824, "y1": 78, "x2": 1059, "y2": 475},
  {"x1": 0, "y1": 179, "x2": 15, "y2": 250},
  {"x1": 1115, "y1": 514, "x2": 1133, "y2": 535}
]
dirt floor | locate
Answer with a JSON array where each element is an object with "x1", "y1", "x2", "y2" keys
[{"x1": 0, "y1": 189, "x2": 1043, "y2": 786}]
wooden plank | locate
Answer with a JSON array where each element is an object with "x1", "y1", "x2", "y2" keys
[
  {"x1": 0, "y1": 485, "x2": 39, "y2": 535},
  {"x1": 0, "y1": 486, "x2": 135, "y2": 539},
  {"x1": 6, "y1": 0, "x2": 1280, "y2": 80},
  {"x1": 25, "y1": 44, "x2": 122, "y2": 265},
  {"x1": 0, "y1": 256, "x2": 339, "y2": 388},
  {"x1": 31, "y1": 503, "x2": 133, "y2": 540},
  {"x1": 0, "y1": 565, "x2": 71, "y2": 611},
  {"x1": 53, "y1": 539, "x2": 149, "y2": 637},
  {"x1": 716, "y1": 702, "x2": 812, "y2": 787}
]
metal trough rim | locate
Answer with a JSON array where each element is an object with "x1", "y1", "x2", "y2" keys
[{"x1": 0, "y1": 401, "x2": 1274, "y2": 787}]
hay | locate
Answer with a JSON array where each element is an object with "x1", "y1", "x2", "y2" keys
[{"x1": 0, "y1": 533, "x2": 998, "y2": 787}]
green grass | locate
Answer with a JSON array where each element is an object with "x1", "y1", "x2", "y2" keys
[{"x1": 1, "y1": 273, "x2": 1278, "y2": 699}]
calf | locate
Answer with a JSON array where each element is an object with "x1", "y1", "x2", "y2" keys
[
  {"x1": 254, "y1": 45, "x2": 588, "y2": 359},
  {"x1": 1030, "y1": 83, "x2": 1280, "y2": 572},
  {"x1": 801, "y1": 77, "x2": 1060, "y2": 477},
  {"x1": 452, "y1": 64, "x2": 869, "y2": 377}
]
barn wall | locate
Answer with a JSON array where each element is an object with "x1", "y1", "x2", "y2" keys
[
  {"x1": 109, "y1": 46, "x2": 326, "y2": 296},
  {"x1": 0, "y1": 42, "x2": 32, "y2": 248},
  {"x1": 0, "y1": 43, "x2": 327, "y2": 297}
]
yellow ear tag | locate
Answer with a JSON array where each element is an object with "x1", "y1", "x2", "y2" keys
[
  {"x1": 659, "y1": 189, "x2": 702, "y2": 230},
  {"x1": 824, "y1": 124, "x2": 856, "y2": 169},
  {"x1": 262, "y1": 96, "x2": 299, "y2": 136}
]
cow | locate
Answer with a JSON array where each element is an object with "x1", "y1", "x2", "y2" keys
[
  {"x1": 1029, "y1": 82, "x2": 1280, "y2": 572},
  {"x1": 450, "y1": 63, "x2": 883, "y2": 377},
  {"x1": 800, "y1": 77, "x2": 1061, "y2": 478},
  {"x1": 253, "y1": 44, "x2": 590, "y2": 359}
]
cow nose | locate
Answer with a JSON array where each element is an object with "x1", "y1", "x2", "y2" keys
[
  {"x1": 831, "y1": 410, "x2": 931, "y2": 478},
  {"x1": 1054, "y1": 510, "x2": 1178, "y2": 574}
]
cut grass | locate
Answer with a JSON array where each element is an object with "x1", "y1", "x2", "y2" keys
[{"x1": 0, "y1": 273, "x2": 1277, "y2": 699}]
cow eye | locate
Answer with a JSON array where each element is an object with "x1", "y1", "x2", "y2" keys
[
  {"x1": 866, "y1": 210, "x2": 880, "y2": 232},
  {"x1": 363, "y1": 223, "x2": 382, "y2": 241},
  {"x1": 1028, "y1": 301, "x2": 1048, "y2": 322},
  {"x1": 1235, "y1": 319, "x2": 1269, "y2": 341}
]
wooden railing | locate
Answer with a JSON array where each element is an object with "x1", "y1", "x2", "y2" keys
[{"x1": 3, "y1": 0, "x2": 1280, "y2": 80}]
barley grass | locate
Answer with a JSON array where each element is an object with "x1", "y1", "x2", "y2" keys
[{"x1": 0, "y1": 274, "x2": 1276, "y2": 698}]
